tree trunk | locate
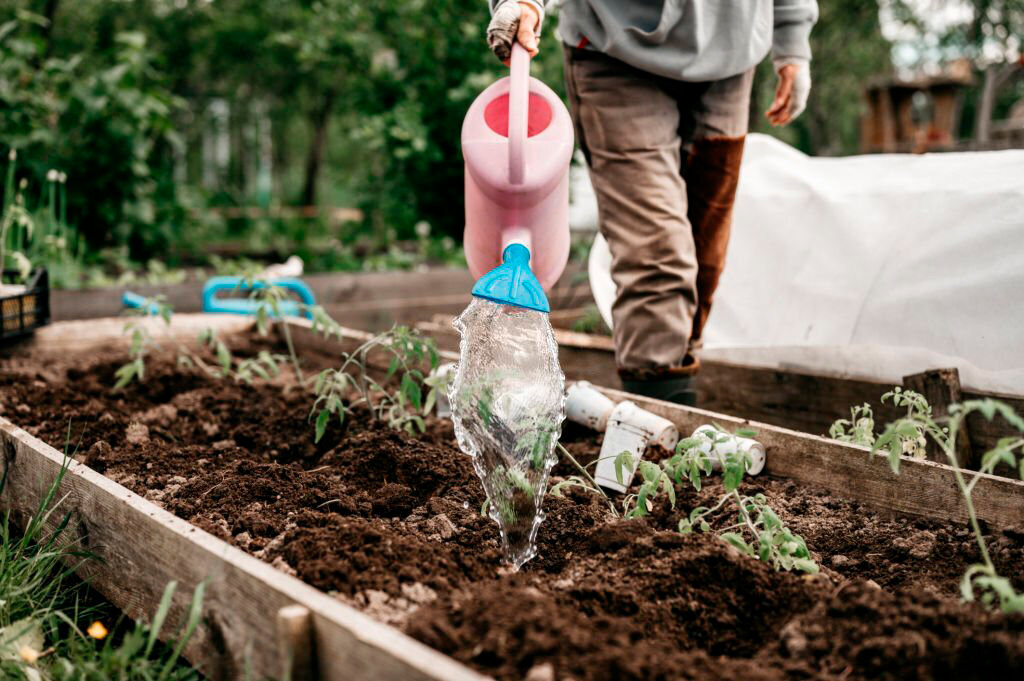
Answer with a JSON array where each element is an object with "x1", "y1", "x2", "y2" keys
[
  {"x1": 975, "y1": 61, "x2": 1019, "y2": 144},
  {"x1": 300, "y1": 87, "x2": 338, "y2": 207},
  {"x1": 40, "y1": 0, "x2": 60, "y2": 58}
]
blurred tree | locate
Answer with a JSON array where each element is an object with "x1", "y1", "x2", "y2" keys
[
  {"x1": 0, "y1": 9, "x2": 185, "y2": 255},
  {"x1": 268, "y1": 1, "x2": 377, "y2": 206},
  {"x1": 885, "y1": 0, "x2": 1024, "y2": 141}
]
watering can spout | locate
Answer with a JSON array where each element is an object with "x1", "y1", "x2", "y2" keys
[{"x1": 471, "y1": 243, "x2": 550, "y2": 313}]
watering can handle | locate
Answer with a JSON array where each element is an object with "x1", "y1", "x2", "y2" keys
[{"x1": 508, "y1": 42, "x2": 530, "y2": 185}]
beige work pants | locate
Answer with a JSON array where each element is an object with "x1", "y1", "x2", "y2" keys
[{"x1": 563, "y1": 46, "x2": 752, "y2": 378}]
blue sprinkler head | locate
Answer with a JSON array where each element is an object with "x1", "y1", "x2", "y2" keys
[{"x1": 471, "y1": 243, "x2": 550, "y2": 313}]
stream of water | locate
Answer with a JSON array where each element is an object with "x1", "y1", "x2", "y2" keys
[{"x1": 449, "y1": 298, "x2": 566, "y2": 569}]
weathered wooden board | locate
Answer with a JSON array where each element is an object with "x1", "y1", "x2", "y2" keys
[
  {"x1": 5, "y1": 314, "x2": 255, "y2": 356},
  {"x1": 0, "y1": 420, "x2": 487, "y2": 681},
  {"x1": 594, "y1": 388, "x2": 1024, "y2": 531},
  {"x1": 0, "y1": 315, "x2": 486, "y2": 681},
  {"x1": 49, "y1": 265, "x2": 590, "y2": 325},
  {"x1": 414, "y1": 319, "x2": 620, "y2": 388},
  {"x1": 49, "y1": 269, "x2": 478, "y2": 321},
  {"x1": 443, "y1": 311, "x2": 1024, "y2": 461}
]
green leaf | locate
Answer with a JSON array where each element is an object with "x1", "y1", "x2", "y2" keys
[
  {"x1": 720, "y1": 532, "x2": 754, "y2": 556},
  {"x1": 113, "y1": 363, "x2": 135, "y2": 389},
  {"x1": 401, "y1": 373, "x2": 422, "y2": 410},
  {"x1": 146, "y1": 581, "x2": 178, "y2": 655},
  {"x1": 791, "y1": 558, "x2": 819, "y2": 574},
  {"x1": 614, "y1": 451, "x2": 634, "y2": 485},
  {"x1": 662, "y1": 474, "x2": 676, "y2": 509},
  {"x1": 216, "y1": 342, "x2": 231, "y2": 371},
  {"x1": 315, "y1": 409, "x2": 330, "y2": 443}
]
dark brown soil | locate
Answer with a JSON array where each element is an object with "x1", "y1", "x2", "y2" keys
[{"x1": 3, "y1": 343, "x2": 1024, "y2": 681}]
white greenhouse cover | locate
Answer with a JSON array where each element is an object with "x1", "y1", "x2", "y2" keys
[{"x1": 585, "y1": 134, "x2": 1024, "y2": 393}]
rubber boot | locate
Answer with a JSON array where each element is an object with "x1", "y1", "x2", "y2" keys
[{"x1": 620, "y1": 374, "x2": 697, "y2": 407}]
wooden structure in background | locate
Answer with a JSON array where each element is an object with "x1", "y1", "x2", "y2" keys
[
  {"x1": 48, "y1": 265, "x2": 590, "y2": 331},
  {"x1": 861, "y1": 71, "x2": 973, "y2": 153},
  {"x1": 903, "y1": 368, "x2": 975, "y2": 469}
]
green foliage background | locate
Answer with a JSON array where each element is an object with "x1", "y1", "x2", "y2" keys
[{"x1": 2, "y1": 1, "x2": 1014, "y2": 270}]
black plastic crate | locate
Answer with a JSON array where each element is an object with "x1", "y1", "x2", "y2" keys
[{"x1": 1, "y1": 268, "x2": 50, "y2": 342}]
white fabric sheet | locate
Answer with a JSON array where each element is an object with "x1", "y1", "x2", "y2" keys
[{"x1": 585, "y1": 133, "x2": 1024, "y2": 393}]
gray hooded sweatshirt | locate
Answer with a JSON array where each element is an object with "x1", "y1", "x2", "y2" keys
[{"x1": 495, "y1": 0, "x2": 818, "y2": 82}]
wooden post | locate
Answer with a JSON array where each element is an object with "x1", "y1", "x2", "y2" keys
[
  {"x1": 277, "y1": 605, "x2": 317, "y2": 681},
  {"x1": 902, "y1": 367, "x2": 974, "y2": 469}
]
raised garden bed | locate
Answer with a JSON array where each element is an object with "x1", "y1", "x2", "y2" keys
[
  {"x1": 48, "y1": 265, "x2": 590, "y2": 330},
  {"x1": 2, "y1": 316, "x2": 1024, "y2": 680},
  {"x1": 416, "y1": 314, "x2": 1024, "y2": 472}
]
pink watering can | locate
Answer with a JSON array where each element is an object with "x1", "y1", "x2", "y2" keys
[{"x1": 462, "y1": 43, "x2": 574, "y2": 312}]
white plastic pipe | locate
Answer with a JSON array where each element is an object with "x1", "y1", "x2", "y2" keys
[
  {"x1": 594, "y1": 401, "x2": 679, "y2": 493},
  {"x1": 691, "y1": 425, "x2": 766, "y2": 476},
  {"x1": 565, "y1": 381, "x2": 616, "y2": 431}
]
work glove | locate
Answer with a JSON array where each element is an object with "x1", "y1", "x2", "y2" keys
[
  {"x1": 766, "y1": 59, "x2": 811, "y2": 125},
  {"x1": 487, "y1": 0, "x2": 544, "y2": 63}
]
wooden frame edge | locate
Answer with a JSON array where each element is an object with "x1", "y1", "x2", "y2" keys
[{"x1": 0, "y1": 419, "x2": 486, "y2": 681}]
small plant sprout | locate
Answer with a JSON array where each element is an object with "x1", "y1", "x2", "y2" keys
[
  {"x1": 828, "y1": 402, "x2": 876, "y2": 447},
  {"x1": 310, "y1": 325, "x2": 440, "y2": 441},
  {"x1": 829, "y1": 388, "x2": 931, "y2": 458},
  {"x1": 242, "y1": 275, "x2": 304, "y2": 381},
  {"x1": 113, "y1": 296, "x2": 174, "y2": 389},
  {"x1": 669, "y1": 427, "x2": 817, "y2": 573},
  {"x1": 549, "y1": 443, "x2": 620, "y2": 518},
  {"x1": 195, "y1": 327, "x2": 287, "y2": 384},
  {"x1": 575, "y1": 426, "x2": 815, "y2": 573},
  {"x1": 115, "y1": 298, "x2": 283, "y2": 389},
  {"x1": 866, "y1": 391, "x2": 1024, "y2": 614}
]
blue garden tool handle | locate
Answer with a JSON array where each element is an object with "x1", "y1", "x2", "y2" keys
[
  {"x1": 201, "y1": 276, "x2": 314, "y2": 319},
  {"x1": 122, "y1": 291, "x2": 166, "y2": 316}
]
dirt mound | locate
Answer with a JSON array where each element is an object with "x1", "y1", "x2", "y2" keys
[{"x1": 769, "y1": 581, "x2": 1024, "y2": 680}]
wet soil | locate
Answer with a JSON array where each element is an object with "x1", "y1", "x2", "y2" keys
[{"x1": 2, "y1": 344, "x2": 1024, "y2": 681}]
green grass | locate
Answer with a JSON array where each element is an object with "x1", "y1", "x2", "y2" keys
[{"x1": 0, "y1": 450, "x2": 206, "y2": 680}]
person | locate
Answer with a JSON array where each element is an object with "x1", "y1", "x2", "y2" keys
[{"x1": 486, "y1": 1, "x2": 818, "y2": 405}]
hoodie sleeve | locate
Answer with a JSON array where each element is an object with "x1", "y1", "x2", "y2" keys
[
  {"x1": 489, "y1": 0, "x2": 546, "y2": 31},
  {"x1": 772, "y1": 0, "x2": 819, "y2": 62}
]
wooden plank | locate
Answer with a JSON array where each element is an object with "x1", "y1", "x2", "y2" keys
[
  {"x1": 903, "y1": 368, "x2": 975, "y2": 468},
  {"x1": 412, "y1": 320, "x2": 620, "y2": 388},
  {"x1": 12, "y1": 314, "x2": 256, "y2": 356},
  {"x1": 551, "y1": 327, "x2": 615, "y2": 352},
  {"x1": 424, "y1": 311, "x2": 1024, "y2": 460},
  {"x1": 49, "y1": 265, "x2": 589, "y2": 323},
  {"x1": 277, "y1": 605, "x2": 316, "y2": 681},
  {"x1": 0, "y1": 422, "x2": 487, "y2": 681},
  {"x1": 592, "y1": 387, "x2": 1024, "y2": 531},
  {"x1": 693, "y1": 358, "x2": 903, "y2": 439}
]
